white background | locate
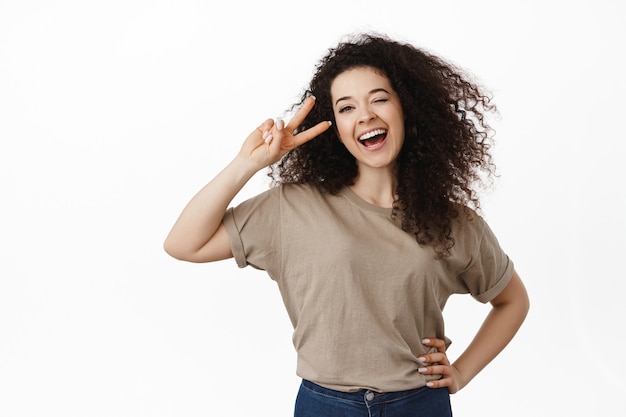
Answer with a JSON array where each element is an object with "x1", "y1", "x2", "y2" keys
[{"x1": 1, "y1": 0, "x2": 624, "y2": 415}]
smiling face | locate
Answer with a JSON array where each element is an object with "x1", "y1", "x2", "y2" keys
[{"x1": 331, "y1": 66, "x2": 405, "y2": 173}]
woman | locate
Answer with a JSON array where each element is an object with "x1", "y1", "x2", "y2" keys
[{"x1": 164, "y1": 33, "x2": 529, "y2": 416}]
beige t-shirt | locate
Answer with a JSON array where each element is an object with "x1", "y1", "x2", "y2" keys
[{"x1": 223, "y1": 183, "x2": 514, "y2": 393}]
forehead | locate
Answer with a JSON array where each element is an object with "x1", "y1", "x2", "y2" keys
[{"x1": 330, "y1": 66, "x2": 393, "y2": 96}]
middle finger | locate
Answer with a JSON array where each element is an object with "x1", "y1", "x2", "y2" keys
[
  {"x1": 419, "y1": 353, "x2": 449, "y2": 365},
  {"x1": 285, "y1": 96, "x2": 317, "y2": 132}
]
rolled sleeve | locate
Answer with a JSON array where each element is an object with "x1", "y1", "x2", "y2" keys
[
  {"x1": 220, "y1": 187, "x2": 281, "y2": 273},
  {"x1": 472, "y1": 256, "x2": 514, "y2": 303},
  {"x1": 458, "y1": 217, "x2": 515, "y2": 304},
  {"x1": 222, "y1": 207, "x2": 248, "y2": 268}
]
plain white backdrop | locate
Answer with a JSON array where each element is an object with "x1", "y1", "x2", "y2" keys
[{"x1": 1, "y1": 0, "x2": 624, "y2": 415}]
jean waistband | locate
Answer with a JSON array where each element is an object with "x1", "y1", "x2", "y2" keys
[{"x1": 301, "y1": 379, "x2": 428, "y2": 405}]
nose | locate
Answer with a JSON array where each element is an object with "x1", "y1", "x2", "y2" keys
[{"x1": 358, "y1": 106, "x2": 375, "y2": 123}]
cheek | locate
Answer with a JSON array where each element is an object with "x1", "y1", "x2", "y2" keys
[
  {"x1": 335, "y1": 120, "x2": 352, "y2": 142},
  {"x1": 397, "y1": 127, "x2": 406, "y2": 144}
]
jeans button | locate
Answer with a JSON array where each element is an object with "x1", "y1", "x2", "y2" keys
[{"x1": 365, "y1": 392, "x2": 375, "y2": 401}]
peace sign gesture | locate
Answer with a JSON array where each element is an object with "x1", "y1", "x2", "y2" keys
[{"x1": 238, "y1": 96, "x2": 332, "y2": 171}]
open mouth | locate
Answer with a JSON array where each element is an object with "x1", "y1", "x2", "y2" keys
[{"x1": 358, "y1": 129, "x2": 387, "y2": 149}]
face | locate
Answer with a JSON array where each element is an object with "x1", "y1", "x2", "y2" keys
[{"x1": 330, "y1": 66, "x2": 405, "y2": 172}]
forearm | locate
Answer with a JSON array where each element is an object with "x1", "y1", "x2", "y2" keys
[
  {"x1": 164, "y1": 100, "x2": 331, "y2": 262},
  {"x1": 453, "y1": 273, "x2": 530, "y2": 389},
  {"x1": 163, "y1": 155, "x2": 258, "y2": 261}
]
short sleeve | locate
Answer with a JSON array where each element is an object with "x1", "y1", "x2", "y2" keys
[
  {"x1": 458, "y1": 218, "x2": 515, "y2": 303},
  {"x1": 222, "y1": 187, "x2": 282, "y2": 274}
]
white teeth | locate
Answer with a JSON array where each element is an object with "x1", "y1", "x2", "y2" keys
[{"x1": 359, "y1": 129, "x2": 386, "y2": 141}]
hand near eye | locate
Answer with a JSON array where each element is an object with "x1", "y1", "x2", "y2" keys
[
  {"x1": 238, "y1": 96, "x2": 332, "y2": 172},
  {"x1": 418, "y1": 338, "x2": 462, "y2": 394}
]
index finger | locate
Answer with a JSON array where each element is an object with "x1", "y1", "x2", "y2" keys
[
  {"x1": 291, "y1": 120, "x2": 332, "y2": 148},
  {"x1": 422, "y1": 338, "x2": 447, "y2": 352}
]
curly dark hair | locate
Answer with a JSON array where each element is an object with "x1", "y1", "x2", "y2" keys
[{"x1": 269, "y1": 33, "x2": 497, "y2": 258}]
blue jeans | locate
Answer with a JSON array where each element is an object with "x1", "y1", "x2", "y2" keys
[{"x1": 294, "y1": 379, "x2": 453, "y2": 417}]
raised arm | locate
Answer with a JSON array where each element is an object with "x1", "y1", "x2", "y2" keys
[{"x1": 163, "y1": 96, "x2": 331, "y2": 263}]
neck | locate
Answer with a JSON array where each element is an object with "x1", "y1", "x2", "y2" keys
[{"x1": 350, "y1": 165, "x2": 397, "y2": 208}]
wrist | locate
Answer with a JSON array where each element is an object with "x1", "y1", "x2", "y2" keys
[
  {"x1": 450, "y1": 362, "x2": 473, "y2": 391},
  {"x1": 230, "y1": 154, "x2": 263, "y2": 179}
]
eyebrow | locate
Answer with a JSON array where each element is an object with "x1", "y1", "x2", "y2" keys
[{"x1": 334, "y1": 88, "x2": 391, "y2": 106}]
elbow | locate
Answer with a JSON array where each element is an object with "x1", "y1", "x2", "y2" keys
[
  {"x1": 522, "y1": 290, "x2": 531, "y2": 322},
  {"x1": 163, "y1": 237, "x2": 192, "y2": 262},
  {"x1": 163, "y1": 238, "x2": 230, "y2": 264},
  {"x1": 491, "y1": 271, "x2": 530, "y2": 324},
  {"x1": 163, "y1": 239, "x2": 182, "y2": 260},
  {"x1": 514, "y1": 280, "x2": 531, "y2": 326},
  {"x1": 163, "y1": 226, "x2": 232, "y2": 263},
  {"x1": 516, "y1": 274, "x2": 531, "y2": 319},
  {"x1": 522, "y1": 288, "x2": 531, "y2": 314}
]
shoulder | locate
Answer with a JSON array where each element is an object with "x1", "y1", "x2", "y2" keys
[
  {"x1": 278, "y1": 182, "x2": 335, "y2": 203},
  {"x1": 448, "y1": 205, "x2": 494, "y2": 254},
  {"x1": 448, "y1": 205, "x2": 509, "y2": 266},
  {"x1": 234, "y1": 183, "x2": 333, "y2": 213},
  {"x1": 450, "y1": 205, "x2": 486, "y2": 235}
]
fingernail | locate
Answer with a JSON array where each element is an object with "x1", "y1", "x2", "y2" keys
[
  {"x1": 264, "y1": 134, "x2": 273, "y2": 144},
  {"x1": 327, "y1": 121, "x2": 333, "y2": 126},
  {"x1": 418, "y1": 367, "x2": 428, "y2": 373},
  {"x1": 417, "y1": 357, "x2": 426, "y2": 363},
  {"x1": 276, "y1": 119, "x2": 284, "y2": 131},
  {"x1": 262, "y1": 130, "x2": 269, "y2": 139},
  {"x1": 426, "y1": 382, "x2": 434, "y2": 388},
  {"x1": 422, "y1": 339, "x2": 431, "y2": 344},
  {"x1": 310, "y1": 95, "x2": 316, "y2": 101}
]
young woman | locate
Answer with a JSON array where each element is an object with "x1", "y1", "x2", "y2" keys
[{"x1": 164, "y1": 33, "x2": 529, "y2": 416}]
